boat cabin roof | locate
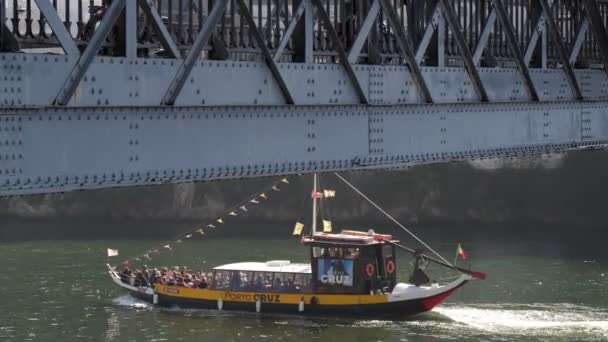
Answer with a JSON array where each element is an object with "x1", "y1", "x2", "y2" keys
[
  {"x1": 213, "y1": 260, "x2": 312, "y2": 274},
  {"x1": 303, "y1": 230, "x2": 399, "y2": 246}
]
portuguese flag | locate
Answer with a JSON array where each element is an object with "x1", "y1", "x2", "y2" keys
[{"x1": 456, "y1": 243, "x2": 467, "y2": 260}]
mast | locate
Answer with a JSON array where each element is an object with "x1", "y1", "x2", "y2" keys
[{"x1": 312, "y1": 173, "x2": 318, "y2": 233}]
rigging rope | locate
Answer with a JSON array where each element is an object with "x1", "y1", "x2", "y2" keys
[
  {"x1": 116, "y1": 177, "x2": 291, "y2": 267},
  {"x1": 333, "y1": 172, "x2": 456, "y2": 269}
]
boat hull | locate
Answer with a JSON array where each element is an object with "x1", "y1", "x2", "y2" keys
[
  {"x1": 126, "y1": 277, "x2": 468, "y2": 317},
  {"x1": 152, "y1": 286, "x2": 465, "y2": 317},
  {"x1": 109, "y1": 265, "x2": 470, "y2": 318}
]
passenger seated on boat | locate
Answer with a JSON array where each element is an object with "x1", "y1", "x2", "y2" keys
[
  {"x1": 149, "y1": 269, "x2": 160, "y2": 285},
  {"x1": 408, "y1": 252, "x2": 431, "y2": 287},
  {"x1": 134, "y1": 271, "x2": 147, "y2": 287},
  {"x1": 230, "y1": 272, "x2": 242, "y2": 289},
  {"x1": 254, "y1": 274, "x2": 264, "y2": 290},
  {"x1": 120, "y1": 267, "x2": 131, "y2": 284},
  {"x1": 198, "y1": 276, "x2": 208, "y2": 289},
  {"x1": 285, "y1": 278, "x2": 297, "y2": 292},
  {"x1": 273, "y1": 277, "x2": 282, "y2": 289},
  {"x1": 344, "y1": 248, "x2": 360, "y2": 259},
  {"x1": 183, "y1": 275, "x2": 193, "y2": 288}
]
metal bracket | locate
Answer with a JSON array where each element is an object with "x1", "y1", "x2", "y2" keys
[
  {"x1": 125, "y1": 0, "x2": 138, "y2": 59},
  {"x1": 292, "y1": 0, "x2": 314, "y2": 63},
  {"x1": 55, "y1": 0, "x2": 126, "y2": 105},
  {"x1": 492, "y1": 0, "x2": 539, "y2": 102},
  {"x1": 539, "y1": 0, "x2": 583, "y2": 101},
  {"x1": 378, "y1": 0, "x2": 433, "y2": 103},
  {"x1": 33, "y1": 0, "x2": 79, "y2": 55},
  {"x1": 439, "y1": 0, "x2": 488, "y2": 102},
  {"x1": 138, "y1": 0, "x2": 181, "y2": 59},
  {"x1": 236, "y1": 0, "x2": 295, "y2": 104},
  {"x1": 162, "y1": 0, "x2": 228, "y2": 105},
  {"x1": 312, "y1": 0, "x2": 368, "y2": 104}
]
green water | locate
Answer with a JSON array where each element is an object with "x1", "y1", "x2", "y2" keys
[{"x1": 0, "y1": 222, "x2": 607, "y2": 341}]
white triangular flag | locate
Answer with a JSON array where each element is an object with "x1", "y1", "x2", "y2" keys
[{"x1": 323, "y1": 189, "x2": 336, "y2": 198}]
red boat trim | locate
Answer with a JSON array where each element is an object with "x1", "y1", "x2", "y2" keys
[{"x1": 420, "y1": 288, "x2": 459, "y2": 311}]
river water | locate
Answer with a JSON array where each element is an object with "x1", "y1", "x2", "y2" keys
[{"x1": 0, "y1": 221, "x2": 607, "y2": 342}]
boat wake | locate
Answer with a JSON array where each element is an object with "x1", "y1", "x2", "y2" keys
[
  {"x1": 112, "y1": 294, "x2": 151, "y2": 309},
  {"x1": 431, "y1": 303, "x2": 608, "y2": 340}
]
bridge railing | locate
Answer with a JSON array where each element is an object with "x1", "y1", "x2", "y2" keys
[{"x1": 2, "y1": 0, "x2": 608, "y2": 68}]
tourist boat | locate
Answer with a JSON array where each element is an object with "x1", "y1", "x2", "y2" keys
[{"x1": 108, "y1": 174, "x2": 485, "y2": 317}]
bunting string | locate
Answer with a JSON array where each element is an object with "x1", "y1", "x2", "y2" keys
[{"x1": 116, "y1": 177, "x2": 292, "y2": 267}]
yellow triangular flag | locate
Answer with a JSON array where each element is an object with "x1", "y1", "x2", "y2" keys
[
  {"x1": 280, "y1": 178, "x2": 289, "y2": 184},
  {"x1": 293, "y1": 222, "x2": 304, "y2": 236},
  {"x1": 195, "y1": 229, "x2": 204, "y2": 235},
  {"x1": 259, "y1": 193, "x2": 268, "y2": 199},
  {"x1": 217, "y1": 218, "x2": 224, "y2": 224},
  {"x1": 228, "y1": 211, "x2": 237, "y2": 216},
  {"x1": 323, "y1": 220, "x2": 332, "y2": 233}
]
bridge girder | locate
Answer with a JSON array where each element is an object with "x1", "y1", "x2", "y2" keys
[{"x1": 0, "y1": 101, "x2": 605, "y2": 196}]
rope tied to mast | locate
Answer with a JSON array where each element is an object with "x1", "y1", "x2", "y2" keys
[{"x1": 333, "y1": 172, "x2": 457, "y2": 269}]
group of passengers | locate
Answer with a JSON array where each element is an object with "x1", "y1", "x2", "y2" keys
[
  {"x1": 215, "y1": 271, "x2": 309, "y2": 293},
  {"x1": 119, "y1": 265, "x2": 212, "y2": 289},
  {"x1": 119, "y1": 266, "x2": 311, "y2": 293}
]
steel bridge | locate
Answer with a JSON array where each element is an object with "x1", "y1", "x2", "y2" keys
[{"x1": 0, "y1": 0, "x2": 607, "y2": 196}]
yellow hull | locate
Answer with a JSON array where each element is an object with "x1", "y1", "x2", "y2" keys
[{"x1": 155, "y1": 285, "x2": 390, "y2": 305}]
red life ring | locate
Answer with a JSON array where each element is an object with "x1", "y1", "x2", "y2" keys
[
  {"x1": 385, "y1": 259, "x2": 395, "y2": 274},
  {"x1": 365, "y1": 263, "x2": 375, "y2": 277}
]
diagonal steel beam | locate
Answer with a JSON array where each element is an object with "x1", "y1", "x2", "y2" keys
[
  {"x1": 34, "y1": 0, "x2": 79, "y2": 55},
  {"x1": 378, "y1": 0, "x2": 433, "y2": 103},
  {"x1": 138, "y1": 0, "x2": 181, "y2": 58},
  {"x1": 55, "y1": 0, "x2": 126, "y2": 105},
  {"x1": 492, "y1": 0, "x2": 539, "y2": 102},
  {"x1": 273, "y1": 1, "x2": 305, "y2": 62},
  {"x1": 414, "y1": 5, "x2": 442, "y2": 64},
  {"x1": 523, "y1": 15, "x2": 546, "y2": 66},
  {"x1": 524, "y1": 1, "x2": 558, "y2": 68},
  {"x1": 439, "y1": 0, "x2": 488, "y2": 102},
  {"x1": 539, "y1": 0, "x2": 583, "y2": 101},
  {"x1": 472, "y1": 8, "x2": 497, "y2": 66},
  {"x1": 347, "y1": 0, "x2": 381, "y2": 64},
  {"x1": 312, "y1": 0, "x2": 368, "y2": 104},
  {"x1": 236, "y1": 0, "x2": 295, "y2": 104},
  {"x1": 570, "y1": 17, "x2": 589, "y2": 65},
  {"x1": 583, "y1": 0, "x2": 608, "y2": 77},
  {"x1": 162, "y1": 0, "x2": 228, "y2": 105}
]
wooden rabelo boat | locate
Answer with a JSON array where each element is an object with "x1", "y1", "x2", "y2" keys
[{"x1": 108, "y1": 174, "x2": 485, "y2": 317}]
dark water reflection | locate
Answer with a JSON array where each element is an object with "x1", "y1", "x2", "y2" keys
[{"x1": 0, "y1": 221, "x2": 607, "y2": 341}]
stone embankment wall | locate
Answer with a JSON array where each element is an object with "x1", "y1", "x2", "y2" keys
[{"x1": 1, "y1": 151, "x2": 606, "y2": 225}]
